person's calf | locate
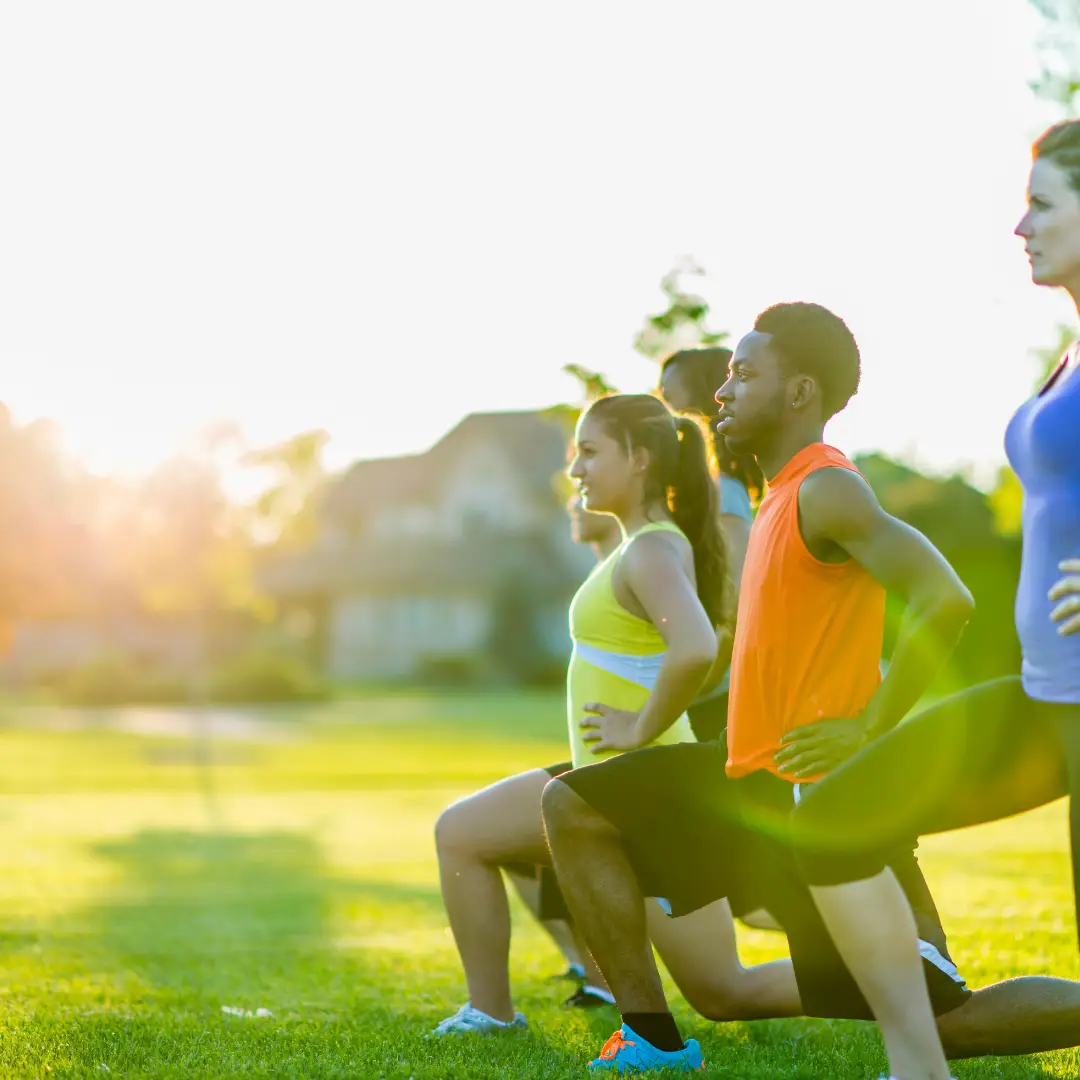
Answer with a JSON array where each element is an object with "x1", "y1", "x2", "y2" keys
[
  {"x1": 434, "y1": 803, "x2": 515, "y2": 1021},
  {"x1": 541, "y1": 776, "x2": 673, "y2": 1018},
  {"x1": 680, "y1": 979, "x2": 759, "y2": 1023},
  {"x1": 937, "y1": 977, "x2": 1080, "y2": 1058}
]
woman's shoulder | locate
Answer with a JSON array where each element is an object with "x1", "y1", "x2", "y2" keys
[{"x1": 620, "y1": 524, "x2": 691, "y2": 568}]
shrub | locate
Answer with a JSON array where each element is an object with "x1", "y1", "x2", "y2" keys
[
  {"x1": 209, "y1": 651, "x2": 329, "y2": 704},
  {"x1": 56, "y1": 656, "x2": 187, "y2": 707},
  {"x1": 414, "y1": 654, "x2": 485, "y2": 687}
]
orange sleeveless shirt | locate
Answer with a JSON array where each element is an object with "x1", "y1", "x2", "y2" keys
[{"x1": 726, "y1": 443, "x2": 886, "y2": 780}]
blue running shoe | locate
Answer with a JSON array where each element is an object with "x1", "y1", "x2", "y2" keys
[
  {"x1": 587, "y1": 1024, "x2": 704, "y2": 1073},
  {"x1": 427, "y1": 1003, "x2": 527, "y2": 1037}
]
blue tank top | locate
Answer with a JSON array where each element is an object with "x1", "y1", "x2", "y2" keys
[
  {"x1": 1004, "y1": 348, "x2": 1080, "y2": 704},
  {"x1": 694, "y1": 475, "x2": 754, "y2": 702}
]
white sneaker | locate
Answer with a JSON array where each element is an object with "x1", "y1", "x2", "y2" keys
[{"x1": 428, "y1": 1003, "x2": 528, "y2": 1037}]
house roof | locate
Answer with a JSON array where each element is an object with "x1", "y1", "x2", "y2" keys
[
  {"x1": 321, "y1": 410, "x2": 569, "y2": 525},
  {"x1": 263, "y1": 409, "x2": 588, "y2": 600}
]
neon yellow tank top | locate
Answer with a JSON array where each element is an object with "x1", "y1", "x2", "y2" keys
[{"x1": 566, "y1": 520, "x2": 697, "y2": 767}]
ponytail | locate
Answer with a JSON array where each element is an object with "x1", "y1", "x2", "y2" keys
[
  {"x1": 585, "y1": 394, "x2": 730, "y2": 629},
  {"x1": 671, "y1": 415, "x2": 728, "y2": 630}
]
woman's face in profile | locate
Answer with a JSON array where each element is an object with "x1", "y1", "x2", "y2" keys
[{"x1": 1016, "y1": 157, "x2": 1080, "y2": 289}]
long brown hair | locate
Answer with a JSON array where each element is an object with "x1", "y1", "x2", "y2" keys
[{"x1": 585, "y1": 394, "x2": 729, "y2": 628}]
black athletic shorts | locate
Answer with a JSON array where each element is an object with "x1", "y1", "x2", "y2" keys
[
  {"x1": 502, "y1": 761, "x2": 573, "y2": 922},
  {"x1": 687, "y1": 691, "x2": 728, "y2": 744},
  {"x1": 558, "y1": 741, "x2": 972, "y2": 1020}
]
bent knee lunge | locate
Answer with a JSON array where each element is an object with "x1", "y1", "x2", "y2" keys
[
  {"x1": 434, "y1": 802, "x2": 467, "y2": 857},
  {"x1": 436, "y1": 769, "x2": 553, "y2": 865},
  {"x1": 541, "y1": 778, "x2": 611, "y2": 844},
  {"x1": 541, "y1": 778, "x2": 578, "y2": 841}
]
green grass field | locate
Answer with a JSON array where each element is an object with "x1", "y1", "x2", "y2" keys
[{"x1": 0, "y1": 691, "x2": 1075, "y2": 1079}]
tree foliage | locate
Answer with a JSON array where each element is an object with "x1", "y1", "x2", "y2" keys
[
  {"x1": 1030, "y1": 0, "x2": 1080, "y2": 112},
  {"x1": 244, "y1": 429, "x2": 331, "y2": 551},
  {"x1": 633, "y1": 257, "x2": 727, "y2": 361}
]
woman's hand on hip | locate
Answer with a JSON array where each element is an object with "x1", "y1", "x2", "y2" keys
[
  {"x1": 580, "y1": 704, "x2": 644, "y2": 753},
  {"x1": 1049, "y1": 558, "x2": 1080, "y2": 637}
]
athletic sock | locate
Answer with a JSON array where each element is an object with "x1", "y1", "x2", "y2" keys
[{"x1": 622, "y1": 1012, "x2": 683, "y2": 1053}]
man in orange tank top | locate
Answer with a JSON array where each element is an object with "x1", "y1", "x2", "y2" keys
[{"x1": 541, "y1": 303, "x2": 1080, "y2": 1074}]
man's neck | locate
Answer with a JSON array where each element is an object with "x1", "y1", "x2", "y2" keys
[{"x1": 755, "y1": 426, "x2": 827, "y2": 483}]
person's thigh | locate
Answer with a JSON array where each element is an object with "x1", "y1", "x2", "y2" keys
[
  {"x1": 793, "y1": 677, "x2": 1068, "y2": 875},
  {"x1": 557, "y1": 742, "x2": 758, "y2": 914},
  {"x1": 437, "y1": 768, "x2": 553, "y2": 866}
]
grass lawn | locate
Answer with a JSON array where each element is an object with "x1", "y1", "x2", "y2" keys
[{"x1": 0, "y1": 691, "x2": 1075, "y2": 1078}]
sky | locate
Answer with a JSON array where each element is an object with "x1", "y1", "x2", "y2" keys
[{"x1": 0, "y1": 1, "x2": 1074, "y2": 489}]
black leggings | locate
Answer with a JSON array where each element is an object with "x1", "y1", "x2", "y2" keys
[{"x1": 793, "y1": 676, "x2": 1080, "y2": 941}]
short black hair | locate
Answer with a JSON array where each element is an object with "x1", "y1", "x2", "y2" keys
[{"x1": 753, "y1": 302, "x2": 861, "y2": 419}]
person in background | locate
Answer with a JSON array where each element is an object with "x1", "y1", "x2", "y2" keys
[{"x1": 659, "y1": 346, "x2": 762, "y2": 744}]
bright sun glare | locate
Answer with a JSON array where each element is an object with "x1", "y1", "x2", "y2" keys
[{"x1": 0, "y1": 1, "x2": 1069, "y2": 485}]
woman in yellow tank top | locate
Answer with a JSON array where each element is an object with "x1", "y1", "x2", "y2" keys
[
  {"x1": 431, "y1": 394, "x2": 730, "y2": 1036},
  {"x1": 565, "y1": 517, "x2": 697, "y2": 766}
]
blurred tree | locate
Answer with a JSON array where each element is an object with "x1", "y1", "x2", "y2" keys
[
  {"x1": 548, "y1": 257, "x2": 729, "y2": 440},
  {"x1": 0, "y1": 406, "x2": 98, "y2": 632},
  {"x1": 544, "y1": 364, "x2": 619, "y2": 441},
  {"x1": 989, "y1": 465, "x2": 1024, "y2": 539},
  {"x1": 858, "y1": 453, "x2": 1022, "y2": 689},
  {"x1": 633, "y1": 257, "x2": 728, "y2": 361},
  {"x1": 547, "y1": 258, "x2": 730, "y2": 499},
  {"x1": 243, "y1": 429, "x2": 330, "y2": 551},
  {"x1": 1030, "y1": 0, "x2": 1080, "y2": 112},
  {"x1": 127, "y1": 455, "x2": 259, "y2": 620},
  {"x1": 561, "y1": 363, "x2": 618, "y2": 403}
]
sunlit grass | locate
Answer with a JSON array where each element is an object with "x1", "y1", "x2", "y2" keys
[{"x1": 0, "y1": 691, "x2": 1074, "y2": 1078}]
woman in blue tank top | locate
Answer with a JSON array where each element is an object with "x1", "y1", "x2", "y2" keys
[{"x1": 786, "y1": 121, "x2": 1080, "y2": 1080}]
